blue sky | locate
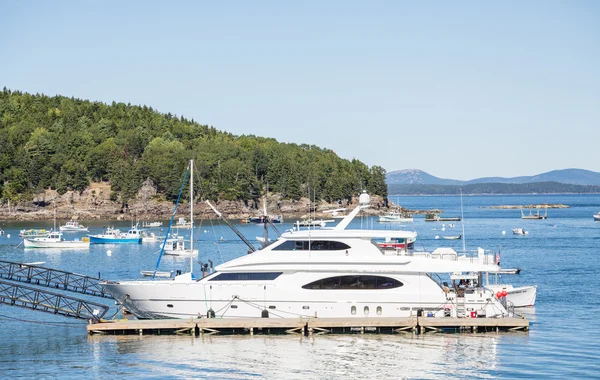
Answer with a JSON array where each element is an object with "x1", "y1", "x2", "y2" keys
[{"x1": 1, "y1": 1, "x2": 599, "y2": 180}]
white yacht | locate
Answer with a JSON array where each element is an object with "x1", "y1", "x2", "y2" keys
[{"x1": 101, "y1": 192, "x2": 511, "y2": 320}]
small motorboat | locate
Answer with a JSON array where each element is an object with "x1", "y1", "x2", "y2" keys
[
  {"x1": 512, "y1": 228, "x2": 529, "y2": 235},
  {"x1": 59, "y1": 220, "x2": 89, "y2": 232},
  {"x1": 442, "y1": 234, "x2": 462, "y2": 240}
]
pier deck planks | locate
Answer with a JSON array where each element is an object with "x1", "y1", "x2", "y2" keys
[{"x1": 87, "y1": 316, "x2": 528, "y2": 335}]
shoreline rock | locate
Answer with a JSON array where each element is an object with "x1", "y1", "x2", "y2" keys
[{"x1": 0, "y1": 184, "x2": 416, "y2": 222}]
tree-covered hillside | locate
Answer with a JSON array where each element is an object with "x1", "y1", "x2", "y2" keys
[{"x1": 0, "y1": 89, "x2": 387, "y2": 205}]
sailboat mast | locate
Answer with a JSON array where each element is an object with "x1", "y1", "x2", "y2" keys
[
  {"x1": 460, "y1": 188, "x2": 466, "y2": 253},
  {"x1": 190, "y1": 159, "x2": 194, "y2": 273}
]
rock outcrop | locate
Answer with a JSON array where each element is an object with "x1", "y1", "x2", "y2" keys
[{"x1": 0, "y1": 183, "x2": 400, "y2": 221}]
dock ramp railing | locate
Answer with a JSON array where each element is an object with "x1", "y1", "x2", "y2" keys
[{"x1": 0, "y1": 260, "x2": 113, "y2": 299}]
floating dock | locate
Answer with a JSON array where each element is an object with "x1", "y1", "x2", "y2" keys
[{"x1": 87, "y1": 316, "x2": 529, "y2": 336}]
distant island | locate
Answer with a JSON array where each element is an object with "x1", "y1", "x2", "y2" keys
[
  {"x1": 388, "y1": 182, "x2": 600, "y2": 195},
  {"x1": 386, "y1": 168, "x2": 600, "y2": 186}
]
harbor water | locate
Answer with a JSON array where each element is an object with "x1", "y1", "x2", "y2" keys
[{"x1": 1, "y1": 194, "x2": 600, "y2": 379}]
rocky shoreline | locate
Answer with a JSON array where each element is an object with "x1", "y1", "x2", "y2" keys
[{"x1": 0, "y1": 182, "x2": 431, "y2": 222}]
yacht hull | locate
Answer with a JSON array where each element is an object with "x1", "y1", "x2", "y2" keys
[
  {"x1": 89, "y1": 236, "x2": 142, "y2": 244},
  {"x1": 102, "y1": 272, "x2": 508, "y2": 320}
]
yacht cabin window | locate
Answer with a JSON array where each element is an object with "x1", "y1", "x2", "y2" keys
[
  {"x1": 208, "y1": 272, "x2": 283, "y2": 281},
  {"x1": 272, "y1": 240, "x2": 351, "y2": 251},
  {"x1": 302, "y1": 275, "x2": 403, "y2": 290}
]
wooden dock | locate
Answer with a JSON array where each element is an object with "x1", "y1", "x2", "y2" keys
[{"x1": 87, "y1": 316, "x2": 529, "y2": 336}]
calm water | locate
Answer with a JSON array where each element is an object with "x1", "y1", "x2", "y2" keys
[{"x1": 1, "y1": 194, "x2": 600, "y2": 379}]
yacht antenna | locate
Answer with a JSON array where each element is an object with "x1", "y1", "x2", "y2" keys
[{"x1": 460, "y1": 188, "x2": 466, "y2": 253}]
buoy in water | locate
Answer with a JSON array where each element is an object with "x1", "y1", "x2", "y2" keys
[
  {"x1": 6, "y1": 234, "x2": 10, "y2": 238},
  {"x1": 435, "y1": 235, "x2": 439, "y2": 239},
  {"x1": 502, "y1": 231, "x2": 506, "y2": 235},
  {"x1": 107, "y1": 250, "x2": 112, "y2": 256}
]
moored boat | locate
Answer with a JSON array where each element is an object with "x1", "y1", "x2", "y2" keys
[
  {"x1": 89, "y1": 226, "x2": 143, "y2": 244},
  {"x1": 512, "y1": 228, "x2": 529, "y2": 235},
  {"x1": 424, "y1": 213, "x2": 461, "y2": 222},
  {"x1": 19, "y1": 228, "x2": 50, "y2": 238},
  {"x1": 377, "y1": 211, "x2": 413, "y2": 223},
  {"x1": 23, "y1": 231, "x2": 90, "y2": 249},
  {"x1": 594, "y1": 212, "x2": 600, "y2": 221},
  {"x1": 59, "y1": 220, "x2": 89, "y2": 232},
  {"x1": 163, "y1": 235, "x2": 198, "y2": 256},
  {"x1": 521, "y1": 208, "x2": 548, "y2": 220},
  {"x1": 442, "y1": 234, "x2": 462, "y2": 240},
  {"x1": 486, "y1": 283, "x2": 537, "y2": 308}
]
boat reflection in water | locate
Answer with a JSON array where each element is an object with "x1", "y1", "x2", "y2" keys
[{"x1": 97, "y1": 333, "x2": 504, "y2": 378}]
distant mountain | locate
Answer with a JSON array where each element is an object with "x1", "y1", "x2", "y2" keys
[
  {"x1": 388, "y1": 182, "x2": 600, "y2": 196},
  {"x1": 386, "y1": 168, "x2": 600, "y2": 186},
  {"x1": 385, "y1": 169, "x2": 463, "y2": 185}
]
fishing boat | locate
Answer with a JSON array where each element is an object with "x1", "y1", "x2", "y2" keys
[
  {"x1": 424, "y1": 213, "x2": 461, "y2": 222},
  {"x1": 512, "y1": 228, "x2": 529, "y2": 235},
  {"x1": 377, "y1": 211, "x2": 413, "y2": 223},
  {"x1": 59, "y1": 220, "x2": 89, "y2": 232},
  {"x1": 19, "y1": 228, "x2": 50, "y2": 238},
  {"x1": 521, "y1": 208, "x2": 548, "y2": 220},
  {"x1": 23, "y1": 205, "x2": 90, "y2": 248},
  {"x1": 88, "y1": 226, "x2": 143, "y2": 244},
  {"x1": 101, "y1": 191, "x2": 514, "y2": 321},
  {"x1": 142, "y1": 221, "x2": 163, "y2": 228},
  {"x1": 23, "y1": 231, "x2": 90, "y2": 248}
]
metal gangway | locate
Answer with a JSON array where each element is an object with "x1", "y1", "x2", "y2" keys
[
  {"x1": 0, "y1": 260, "x2": 113, "y2": 321},
  {"x1": 0, "y1": 279, "x2": 109, "y2": 321}
]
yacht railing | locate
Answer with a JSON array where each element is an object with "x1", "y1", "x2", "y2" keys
[{"x1": 379, "y1": 245, "x2": 498, "y2": 265}]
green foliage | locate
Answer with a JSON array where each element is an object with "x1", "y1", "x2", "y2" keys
[{"x1": 0, "y1": 89, "x2": 386, "y2": 203}]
